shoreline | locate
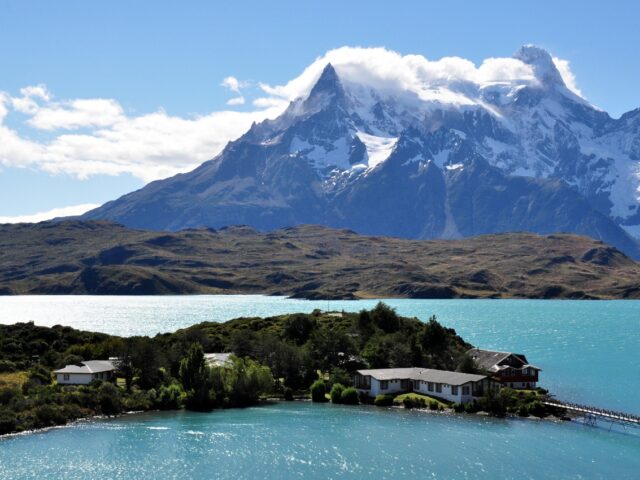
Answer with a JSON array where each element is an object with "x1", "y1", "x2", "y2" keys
[{"x1": 0, "y1": 398, "x2": 573, "y2": 440}]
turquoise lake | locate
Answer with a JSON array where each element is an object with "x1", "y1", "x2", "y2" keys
[{"x1": 1, "y1": 296, "x2": 639, "y2": 478}]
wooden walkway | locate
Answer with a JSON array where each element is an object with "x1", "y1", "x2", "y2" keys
[{"x1": 544, "y1": 400, "x2": 640, "y2": 427}]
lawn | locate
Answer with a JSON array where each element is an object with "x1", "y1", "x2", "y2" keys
[
  {"x1": 393, "y1": 392, "x2": 450, "y2": 408},
  {"x1": 0, "y1": 371, "x2": 29, "y2": 389}
]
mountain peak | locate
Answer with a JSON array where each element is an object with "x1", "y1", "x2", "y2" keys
[
  {"x1": 513, "y1": 44, "x2": 565, "y2": 88},
  {"x1": 308, "y1": 63, "x2": 343, "y2": 97}
]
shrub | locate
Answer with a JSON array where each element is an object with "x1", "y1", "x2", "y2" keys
[
  {"x1": 98, "y1": 382, "x2": 122, "y2": 415},
  {"x1": 156, "y1": 382, "x2": 184, "y2": 410},
  {"x1": 310, "y1": 380, "x2": 328, "y2": 403},
  {"x1": 0, "y1": 409, "x2": 17, "y2": 434},
  {"x1": 428, "y1": 400, "x2": 439, "y2": 411},
  {"x1": 340, "y1": 387, "x2": 359, "y2": 405},
  {"x1": 529, "y1": 400, "x2": 546, "y2": 418},
  {"x1": 283, "y1": 387, "x2": 294, "y2": 401},
  {"x1": 374, "y1": 394, "x2": 394, "y2": 407},
  {"x1": 330, "y1": 383, "x2": 345, "y2": 404},
  {"x1": 0, "y1": 387, "x2": 21, "y2": 406},
  {"x1": 28, "y1": 365, "x2": 52, "y2": 386},
  {"x1": 403, "y1": 397, "x2": 414, "y2": 409},
  {"x1": 518, "y1": 404, "x2": 530, "y2": 417},
  {"x1": 0, "y1": 360, "x2": 18, "y2": 373},
  {"x1": 34, "y1": 404, "x2": 67, "y2": 428},
  {"x1": 452, "y1": 402, "x2": 465, "y2": 413}
]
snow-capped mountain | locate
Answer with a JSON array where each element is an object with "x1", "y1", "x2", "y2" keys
[{"x1": 84, "y1": 45, "x2": 640, "y2": 258}]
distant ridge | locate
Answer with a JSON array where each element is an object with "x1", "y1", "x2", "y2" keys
[{"x1": 1, "y1": 221, "x2": 639, "y2": 299}]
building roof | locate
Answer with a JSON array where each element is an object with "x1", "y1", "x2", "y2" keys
[
  {"x1": 356, "y1": 368, "x2": 487, "y2": 386},
  {"x1": 204, "y1": 353, "x2": 233, "y2": 367},
  {"x1": 467, "y1": 348, "x2": 540, "y2": 372},
  {"x1": 54, "y1": 360, "x2": 115, "y2": 374}
]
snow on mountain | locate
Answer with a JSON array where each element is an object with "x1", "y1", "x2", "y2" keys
[{"x1": 83, "y1": 45, "x2": 640, "y2": 256}]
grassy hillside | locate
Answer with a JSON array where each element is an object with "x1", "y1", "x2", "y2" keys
[{"x1": 0, "y1": 220, "x2": 639, "y2": 299}]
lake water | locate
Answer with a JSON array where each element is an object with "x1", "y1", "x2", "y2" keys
[
  {"x1": 1, "y1": 403, "x2": 639, "y2": 480},
  {"x1": 1, "y1": 296, "x2": 639, "y2": 478}
]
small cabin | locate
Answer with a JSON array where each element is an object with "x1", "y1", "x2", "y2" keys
[{"x1": 54, "y1": 360, "x2": 116, "y2": 385}]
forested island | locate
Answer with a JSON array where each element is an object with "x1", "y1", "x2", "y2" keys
[{"x1": 0, "y1": 304, "x2": 558, "y2": 436}]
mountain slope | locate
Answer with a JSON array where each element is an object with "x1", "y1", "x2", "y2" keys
[
  {"x1": 1, "y1": 221, "x2": 639, "y2": 299},
  {"x1": 83, "y1": 46, "x2": 640, "y2": 258}
]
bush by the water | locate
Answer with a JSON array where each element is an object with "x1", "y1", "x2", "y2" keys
[
  {"x1": 374, "y1": 394, "x2": 394, "y2": 407},
  {"x1": 311, "y1": 380, "x2": 328, "y2": 403},
  {"x1": 330, "y1": 383, "x2": 345, "y2": 403},
  {"x1": 340, "y1": 387, "x2": 359, "y2": 405}
]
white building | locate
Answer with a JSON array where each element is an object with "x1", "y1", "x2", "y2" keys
[
  {"x1": 354, "y1": 367, "x2": 498, "y2": 404},
  {"x1": 54, "y1": 360, "x2": 116, "y2": 385}
]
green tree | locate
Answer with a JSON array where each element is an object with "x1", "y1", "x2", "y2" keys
[
  {"x1": 340, "y1": 387, "x2": 359, "y2": 405},
  {"x1": 282, "y1": 314, "x2": 316, "y2": 345},
  {"x1": 371, "y1": 303, "x2": 400, "y2": 333},
  {"x1": 310, "y1": 380, "x2": 328, "y2": 402},
  {"x1": 179, "y1": 343, "x2": 208, "y2": 392},
  {"x1": 330, "y1": 383, "x2": 345, "y2": 403},
  {"x1": 456, "y1": 353, "x2": 477, "y2": 373}
]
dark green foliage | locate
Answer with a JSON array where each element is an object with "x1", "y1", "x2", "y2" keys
[
  {"x1": 179, "y1": 343, "x2": 207, "y2": 392},
  {"x1": 156, "y1": 383, "x2": 185, "y2": 410},
  {"x1": 374, "y1": 394, "x2": 394, "y2": 407},
  {"x1": 34, "y1": 403, "x2": 68, "y2": 428},
  {"x1": 0, "y1": 360, "x2": 18, "y2": 373},
  {"x1": 283, "y1": 314, "x2": 316, "y2": 345},
  {"x1": 222, "y1": 357, "x2": 274, "y2": 407},
  {"x1": 402, "y1": 396, "x2": 427, "y2": 409},
  {"x1": 283, "y1": 387, "x2": 294, "y2": 401},
  {"x1": 420, "y1": 316, "x2": 448, "y2": 350},
  {"x1": 330, "y1": 383, "x2": 345, "y2": 403},
  {"x1": 98, "y1": 382, "x2": 122, "y2": 415},
  {"x1": 328, "y1": 368, "x2": 352, "y2": 389},
  {"x1": 179, "y1": 343, "x2": 215, "y2": 411},
  {"x1": 371, "y1": 303, "x2": 400, "y2": 333},
  {"x1": 429, "y1": 400, "x2": 439, "y2": 410},
  {"x1": 452, "y1": 402, "x2": 465, "y2": 413},
  {"x1": 456, "y1": 353, "x2": 477, "y2": 373},
  {"x1": 28, "y1": 365, "x2": 52, "y2": 386},
  {"x1": 0, "y1": 409, "x2": 17, "y2": 434},
  {"x1": 340, "y1": 387, "x2": 359, "y2": 405},
  {"x1": 310, "y1": 380, "x2": 328, "y2": 403}
]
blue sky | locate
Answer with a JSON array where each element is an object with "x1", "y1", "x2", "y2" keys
[{"x1": 1, "y1": 0, "x2": 638, "y2": 219}]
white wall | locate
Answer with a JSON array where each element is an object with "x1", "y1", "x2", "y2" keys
[{"x1": 56, "y1": 373, "x2": 94, "y2": 385}]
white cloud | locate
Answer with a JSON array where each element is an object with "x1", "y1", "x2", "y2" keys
[
  {"x1": 0, "y1": 203, "x2": 100, "y2": 224},
  {"x1": 28, "y1": 98, "x2": 125, "y2": 130},
  {"x1": 221, "y1": 76, "x2": 245, "y2": 93},
  {"x1": 552, "y1": 57, "x2": 583, "y2": 97},
  {"x1": 0, "y1": 46, "x2": 586, "y2": 184},
  {"x1": 226, "y1": 96, "x2": 245, "y2": 106},
  {"x1": 255, "y1": 46, "x2": 583, "y2": 107}
]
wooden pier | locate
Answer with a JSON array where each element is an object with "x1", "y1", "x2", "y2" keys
[{"x1": 543, "y1": 400, "x2": 640, "y2": 428}]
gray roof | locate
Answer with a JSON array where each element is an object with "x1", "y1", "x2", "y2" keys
[
  {"x1": 356, "y1": 368, "x2": 487, "y2": 386},
  {"x1": 54, "y1": 360, "x2": 115, "y2": 374},
  {"x1": 204, "y1": 353, "x2": 233, "y2": 366},
  {"x1": 467, "y1": 348, "x2": 524, "y2": 371}
]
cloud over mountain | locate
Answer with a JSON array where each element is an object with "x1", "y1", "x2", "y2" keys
[{"x1": 0, "y1": 46, "x2": 585, "y2": 182}]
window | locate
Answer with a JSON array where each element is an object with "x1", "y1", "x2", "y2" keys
[
  {"x1": 435, "y1": 383, "x2": 442, "y2": 393},
  {"x1": 380, "y1": 380, "x2": 388, "y2": 390},
  {"x1": 63, "y1": 374, "x2": 70, "y2": 381},
  {"x1": 427, "y1": 382, "x2": 434, "y2": 392},
  {"x1": 451, "y1": 386, "x2": 458, "y2": 395},
  {"x1": 462, "y1": 386, "x2": 470, "y2": 395}
]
